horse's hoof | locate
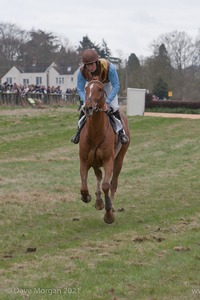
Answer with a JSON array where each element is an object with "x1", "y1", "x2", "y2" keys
[
  {"x1": 95, "y1": 199, "x2": 104, "y2": 210},
  {"x1": 81, "y1": 194, "x2": 92, "y2": 203},
  {"x1": 103, "y1": 211, "x2": 115, "y2": 224}
]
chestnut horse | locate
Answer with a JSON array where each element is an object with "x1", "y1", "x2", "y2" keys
[{"x1": 79, "y1": 80, "x2": 130, "y2": 224}]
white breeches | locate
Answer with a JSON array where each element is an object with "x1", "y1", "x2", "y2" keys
[{"x1": 104, "y1": 82, "x2": 119, "y2": 112}]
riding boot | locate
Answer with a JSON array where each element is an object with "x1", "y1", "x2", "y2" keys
[
  {"x1": 71, "y1": 110, "x2": 85, "y2": 144},
  {"x1": 113, "y1": 110, "x2": 129, "y2": 144}
]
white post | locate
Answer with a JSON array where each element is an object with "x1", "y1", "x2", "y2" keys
[{"x1": 127, "y1": 88, "x2": 146, "y2": 116}]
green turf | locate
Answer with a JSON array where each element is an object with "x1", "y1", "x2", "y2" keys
[{"x1": 0, "y1": 106, "x2": 200, "y2": 299}]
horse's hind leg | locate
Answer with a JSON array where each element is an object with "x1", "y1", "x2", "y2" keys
[
  {"x1": 102, "y1": 160, "x2": 115, "y2": 224},
  {"x1": 112, "y1": 145, "x2": 128, "y2": 205},
  {"x1": 110, "y1": 159, "x2": 123, "y2": 210},
  {"x1": 94, "y1": 167, "x2": 104, "y2": 210}
]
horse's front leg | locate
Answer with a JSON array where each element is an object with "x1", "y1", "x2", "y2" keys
[
  {"x1": 102, "y1": 159, "x2": 115, "y2": 224},
  {"x1": 80, "y1": 161, "x2": 92, "y2": 203},
  {"x1": 93, "y1": 167, "x2": 104, "y2": 210}
]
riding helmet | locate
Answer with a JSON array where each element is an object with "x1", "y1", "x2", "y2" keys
[{"x1": 82, "y1": 49, "x2": 99, "y2": 65}]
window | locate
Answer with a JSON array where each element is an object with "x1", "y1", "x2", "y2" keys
[
  {"x1": 56, "y1": 77, "x2": 64, "y2": 85},
  {"x1": 23, "y1": 79, "x2": 29, "y2": 85},
  {"x1": 71, "y1": 77, "x2": 74, "y2": 82},
  {"x1": 6, "y1": 77, "x2": 12, "y2": 85},
  {"x1": 36, "y1": 77, "x2": 42, "y2": 85}
]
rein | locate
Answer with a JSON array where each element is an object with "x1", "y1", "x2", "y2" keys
[
  {"x1": 93, "y1": 117, "x2": 110, "y2": 159},
  {"x1": 84, "y1": 80, "x2": 111, "y2": 158},
  {"x1": 93, "y1": 91, "x2": 108, "y2": 113},
  {"x1": 85, "y1": 80, "x2": 107, "y2": 113}
]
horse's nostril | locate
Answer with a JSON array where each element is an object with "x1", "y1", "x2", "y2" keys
[{"x1": 85, "y1": 106, "x2": 93, "y2": 116}]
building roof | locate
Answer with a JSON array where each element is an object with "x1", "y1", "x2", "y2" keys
[
  {"x1": 53, "y1": 63, "x2": 79, "y2": 75},
  {"x1": 15, "y1": 62, "x2": 52, "y2": 73},
  {"x1": 13, "y1": 62, "x2": 79, "y2": 75}
]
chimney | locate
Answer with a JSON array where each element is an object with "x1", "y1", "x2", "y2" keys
[{"x1": 32, "y1": 57, "x2": 37, "y2": 67}]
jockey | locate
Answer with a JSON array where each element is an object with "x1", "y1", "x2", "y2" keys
[{"x1": 71, "y1": 49, "x2": 129, "y2": 144}]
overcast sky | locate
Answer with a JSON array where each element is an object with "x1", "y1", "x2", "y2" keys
[{"x1": 1, "y1": 0, "x2": 200, "y2": 59}]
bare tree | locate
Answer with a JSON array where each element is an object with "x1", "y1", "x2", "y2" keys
[
  {"x1": 0, "y1": 22, "x2": 28, "y2": 62},
  {"x1": 150, "y1": 31, "x2": 197, "y2": 99},
  {"x1": 193, "y1": 29, "x2": 200, "y2": 66},
  {"x1": 151, "y1": 31, "x2": 195, "y2": 69}
]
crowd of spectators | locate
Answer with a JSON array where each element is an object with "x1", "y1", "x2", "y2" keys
[
  {"x1": 0, "y1": 82, "x2": 77, "y2": 96},
  {"x1": 0, "y1": 82, "x2": 79, "y2": 106}
]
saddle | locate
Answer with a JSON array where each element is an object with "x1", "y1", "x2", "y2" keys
[{"x1": 78, "y1": 110, "x2": 122, "y2": 134}]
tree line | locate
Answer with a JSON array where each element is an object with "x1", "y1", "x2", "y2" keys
[{"x1": 1, "y1": 22, "x2": 200, "y2": 100}]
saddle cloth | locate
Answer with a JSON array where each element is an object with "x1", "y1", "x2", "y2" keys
[{"x1": 78, "y1": 112, "x2": 122, "y2": 133}]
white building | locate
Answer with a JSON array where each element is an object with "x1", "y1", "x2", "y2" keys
[{"x1": 1, "y1": 62, "x2": 79, "y2": 92}]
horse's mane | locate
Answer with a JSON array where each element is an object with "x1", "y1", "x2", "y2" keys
[{"x1": 88, "y1": 80, "x2": 104, "y2": 86}]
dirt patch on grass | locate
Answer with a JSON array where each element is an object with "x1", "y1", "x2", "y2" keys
[
  {"x1": 0, "y1": 106, "x2": 76, "y2": 116},
  {"x1": 0, "y1": 189, "x2": 74, "y2": 205},
  {"x1": 1, "y1": 107, "x2": 200, "y2": 119},
  {"x1": 144, "y1": 112, "x2": 200, "y2": 119}
]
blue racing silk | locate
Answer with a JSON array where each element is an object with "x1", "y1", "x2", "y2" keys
[{"x1": 77, "y1": 62, "x2": 120, "y2": 104}]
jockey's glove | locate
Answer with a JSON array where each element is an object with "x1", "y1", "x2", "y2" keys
[{"x1": 106, "y1": 99, "x2": 111, "y2": 105}]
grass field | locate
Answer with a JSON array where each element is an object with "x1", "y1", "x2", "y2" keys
[{"x1": 0, "y1": 106, "x2": 200, "y2": 300}]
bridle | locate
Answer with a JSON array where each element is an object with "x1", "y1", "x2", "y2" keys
[
  {"x1": 84, "y1": 80, "x2": 111, "y2": 155},
  {"x1": 85, "y1": 80, "x2": 107, "y2": 116}
]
